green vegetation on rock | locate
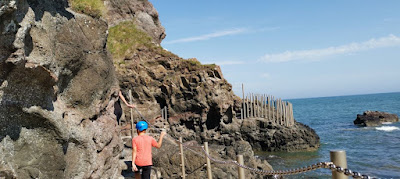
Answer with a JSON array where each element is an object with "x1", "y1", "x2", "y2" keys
[
  {"x1": 69, "y1": 0, "x2": 105, "y2": 18},
  {"x1": 107, "y1": 20, "x2": 154, "y2": 60}
]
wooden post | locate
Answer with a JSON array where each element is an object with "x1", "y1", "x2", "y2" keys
[
  {"x1": 246, "y1": 97, "x2": 250, "y2": 118},
  {"x1": 291, "y1": 103, "x2": 294, "y2": 126},
  {"x1": 289, "y1": 103, "x2": 292, "y2": 126},
  {"x1": 261, "y1": 94, "x2": 265, "y2": 118},
  {"x1": 256, "y1": 95, "x2": 259, "y2": 117},
  {"x1": 242, "y1": 84, "x2": 244, "y2": 120},
  {"x1": 283, "y1": 102, "x2": 286, "y2": 126},
  {"x1": 267, "y1": 95, "x2": 270, "y2": 121},
  {"x1": 280, "y1": 99, "x2": 283, "y2": 125},
  {"x1": 276, "y1": 98, "x2": 279, "y2": 124},
  {"x1": 272, "y1": 97, "x2": 275, "y2": 123},
  {"x1": 204, "y1": 142, "x2": 212, "y2": 179},
  {"x1": 287, "y1": 103, "x2": 290, "y2": 126},
  {"x1": 330, "y1": 150, "x2": 348, "y2": 179},
  {"x1": 237, "y1": 155, "x2": 245, "y2": 179},
  {"x1": 280, "y1": 99, "x2": 282, "y2": 125},
  {"x1": 285, "y1": 102, "x2": 288, "y2": 127},
  {"x1": 253, "y1": 94, "x2": 256, "y2": 118},
  {"x1": 277, "y1": 99, "x2": 280, "y2": 125},
  {"x1": 129, "y1": 90, "x2": 135, "y2": 138},
  {"x1": 179, "y1": 137, "x2": 186, "y2": 179},
  {"x1": 257, "y1": 95, "x2": 259, "y2": 118},
  {"x1": 252, "y1": 94, "x2": 255, "y2": 118}
]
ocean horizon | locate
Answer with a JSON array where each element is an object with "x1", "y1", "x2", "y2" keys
[{"x1": 257, "y1": 92, "x2": 400, "y2": 178}]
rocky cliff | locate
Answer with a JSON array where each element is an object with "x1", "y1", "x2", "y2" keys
[
  {"x1": 0, "y1": 0, "x2": 122, "y2": 178},
  {"x1": 0, "y1": 0, "x2": 319, "y2": 178}
]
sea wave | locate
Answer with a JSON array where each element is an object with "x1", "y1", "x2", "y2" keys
[
  {"x1": 375, "y1": 126, "x2": 400, "y2": 132},
  {"x1": 382, "y1": 122, "x2": 393, "y2": 125}
]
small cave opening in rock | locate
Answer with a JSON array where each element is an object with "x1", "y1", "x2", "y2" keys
[
  {"x1": 224, "y1": 107, "x2": 233, "y2": 124},
  {"x1": 155, "y1": 96, "x2": 167, "y2": 109},
  {"x1": 183, "y1": 120, "x2": 195, "y2": 131},
  {"x1": 206, "y1": 107, "x2": 221, "y2": 130}
]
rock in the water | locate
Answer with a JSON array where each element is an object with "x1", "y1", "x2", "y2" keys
[
  {"x1": 354, "y1": 111, "x2": 399, "y2": 127},
  {"x1": 241, "y1": 118, "x2": 320, "y2": 152}
]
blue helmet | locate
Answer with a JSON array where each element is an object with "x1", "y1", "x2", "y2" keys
[{"x1": 136, "y1": 121, "x2": 148, "y2": 131}]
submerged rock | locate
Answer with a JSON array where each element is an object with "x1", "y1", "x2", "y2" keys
[{"x1": 354, "y1": 111, "x2": 399, "y2": 127}]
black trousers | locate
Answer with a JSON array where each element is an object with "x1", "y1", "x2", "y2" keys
[{"x1": 135, "y1": 165, "x2": 152, "y2": 179}]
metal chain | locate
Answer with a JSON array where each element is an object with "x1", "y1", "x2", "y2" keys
[
  {"x1": 171, "y1": 137, "x2": 375, "y2": 178},
  {"x1": 131, "y1": 105, "x2": 375, "y2": 179},
  {"x1": 326, "y1": 164, "x2": 375, "y2": 179}
]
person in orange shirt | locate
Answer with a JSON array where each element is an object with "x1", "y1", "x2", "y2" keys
[{"x1": 132, "y1": 121, "x2": 166, "y2": 179}]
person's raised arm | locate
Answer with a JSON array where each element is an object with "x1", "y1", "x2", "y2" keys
[
  {"x1": 119, "y1": 91, "x2": 135, "y2": 108},
  {"x1": 155, "y1": 131, "x2": 166, "y2": 149}
]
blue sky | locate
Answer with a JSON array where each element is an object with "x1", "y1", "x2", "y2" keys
[{"x1": 149, "y1": 0, "x2": 400, "y2": 99}]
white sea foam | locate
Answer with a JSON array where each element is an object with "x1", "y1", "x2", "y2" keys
[
  {"x1": 382, "y1": 122, "x2": 393, "y2": 125},
  {"x1": 375, "y1": 126, "x2": 400, "y2": 132}
]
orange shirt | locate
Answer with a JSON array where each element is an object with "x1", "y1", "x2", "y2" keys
[{"x1": 132, "y1": 135, "x2": 158, "y2": 166}]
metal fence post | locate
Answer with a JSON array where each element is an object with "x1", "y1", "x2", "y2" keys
[
  {"x1": 164, "y1": 106, "x2": 168, "y2": 120},
  {"x1": 204, "y1": 142, "x2": 213, "y2": 179},
  {"x1": 237, "y1": 155, "x2": 245, "y2": 179},
  {"x1": 330, "y1": 150, "x2": 348, "y2": 179},
  {"x1": 179, "y1": 137, "x2": 186, "y2": 179}
]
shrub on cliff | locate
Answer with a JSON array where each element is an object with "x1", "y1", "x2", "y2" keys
[
  {"x1": 107, "y1": 20, "x2": 154, "y2": 60},
  {"x1": 69, "y1": 0, "x2": 105, "y2": 18}
]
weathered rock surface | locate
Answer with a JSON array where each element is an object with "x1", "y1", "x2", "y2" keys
[
  {"x1": 0, "y1": 0, "x2": 122, "y2": 178},
  {"x1": 241, "y1": 118, "x2": 320, "y2": 152},
  {"x1": 104, "y1": 0, "x2": 166, "y2": 44},
  {"x1": 354, "y1": 111, "x2": 399, "y2": 127}
]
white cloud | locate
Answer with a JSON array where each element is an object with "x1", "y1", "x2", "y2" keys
[
  {"x1": 164, "y1": 28, "x2": 247, "y2": 44},
  {"x1": 203, "y1": 60, "x2": 244, "y2": 66},
  {"x1": 260, "y1": 34, "x2": 400, "y2": 63}
]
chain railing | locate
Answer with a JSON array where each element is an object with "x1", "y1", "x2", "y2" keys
[
  {"x1": 127, "y1": 102, "x2": 375, "y2": 179},
  {"x1": 126, "y1": 122, "x2": 375, "y2": 178},
  {"x1": 167, "y1": 135, "x2": 375, "y2": 179}
]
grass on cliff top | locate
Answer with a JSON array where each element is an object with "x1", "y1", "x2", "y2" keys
[
  {"x1": 181, "y1": 58, "x2": 217, "y2": 71},
  {"x1": 107, "y1": 21, "x2": 156, "y2": 60},
  {"x1": 69, "y1": 0, "x2": 105, "y2": 18}
]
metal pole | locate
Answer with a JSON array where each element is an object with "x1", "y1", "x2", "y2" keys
[
  {"x1": 164, "y1": 106, "x2": 168, "y2": 120},
  {"x1": 161, "y1": 108, "x2": 164, "y2": 120},
  {"x1": 129, "y1": 90, "x2": 134, "y2": 138},
  {"x1": 179, "y1": 137, "x2": 186, "y2": 179},
  {"x1": 237, "y1": 155, "x2": 245, "y2": 179},
  {"x1": 204, "y1": 142, "x2": 212, "y2": 179},
  {"x1": 330, "y1": 150, "x2": 348, "y2": 179}
]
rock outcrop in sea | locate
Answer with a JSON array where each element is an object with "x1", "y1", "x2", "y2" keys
[
  {"x1": 354, "y1": 111, "x2": 399, "y2": 127},
  {"x1": 0, "y1": 0, "x2": 319, "y2": 178}
]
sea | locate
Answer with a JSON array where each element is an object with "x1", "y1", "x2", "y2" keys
[{"x1": 256, "y1": 92, "x2": 400, "y2": 179}]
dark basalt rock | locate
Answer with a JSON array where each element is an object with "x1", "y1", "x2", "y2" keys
[
  {"x1": 354, "y1": 111, "x2": 399, "y2": 127},
  {"x1": 241, "y1": 118, "x2": 320, "y2": 152}
]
